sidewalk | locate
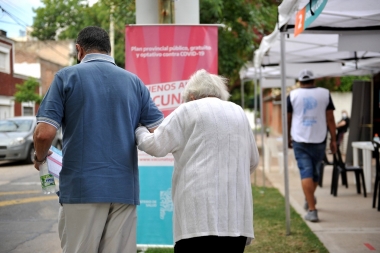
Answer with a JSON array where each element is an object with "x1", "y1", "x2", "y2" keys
[{"x1": 253, "y1": 140, "x2": 380, "y2": 253}]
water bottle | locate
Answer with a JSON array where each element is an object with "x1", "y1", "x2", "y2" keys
[{"x1": 39, "y1": 162, "x2": 56, "y2": 194}]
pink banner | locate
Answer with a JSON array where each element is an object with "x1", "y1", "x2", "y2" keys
[{"x1": 125, "y1": 25, "x2": 218, "y2": 117}]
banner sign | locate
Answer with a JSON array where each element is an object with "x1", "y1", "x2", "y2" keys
[
  {"x1": 125, "y1": 25, "x2": 218, "y2": 247},
  {"x1": 126, "y1": 25, "x2": 218, "y2": 117},
  {"x1": 294, "y1": 0, "x2": 327, "y2": 37}
]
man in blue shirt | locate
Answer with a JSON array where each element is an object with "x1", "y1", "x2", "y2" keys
[{"x1": 33, "y1": 26, "x2": 163, "y2": 253}]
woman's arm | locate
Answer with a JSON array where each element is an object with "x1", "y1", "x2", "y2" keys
[{"x1": 135, "y1": 112, "x2": 183, "y2": 157}]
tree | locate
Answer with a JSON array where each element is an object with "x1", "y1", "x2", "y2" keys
[
  {"x1": 200, "y1": 0, "x2": 277, "y2": 105},
  {"x1": 32, "y1": 0, "x2": 277, "y2": 105},
  {"x1": 314, "y1": 75, "x2": 371, "y2": 92},
  {"x1": 14, "y1": 78, "x2": 42, "y2": 104},
  {"x1": 337, "y1": 75, "x2": 371, "y2": 92},
  {"x1": 32, "y1": 0, "x2": 135, "y2": 66},
  {"x1": 32, "y1": 0, "x2": 89, "y2": 40}
]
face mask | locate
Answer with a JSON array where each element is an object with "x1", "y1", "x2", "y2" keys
[{"x1": 342, "y1": 113, "x2": 347, "y2": 118}]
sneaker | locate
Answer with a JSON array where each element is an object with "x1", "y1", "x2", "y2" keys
[
  {"x1": 303, "y1": 196, "x2": 317, "y2": 211},
  {"x1": 304, "y1": 210, "x2": 319, "y2": 222}
]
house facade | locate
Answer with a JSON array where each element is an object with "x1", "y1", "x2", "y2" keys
[
  {"x1": 0, "y1": 32, "x2": 31, "y2": 119},
  {"x1": 0, "y1": 30, "x2": 73, "y2": 119}
]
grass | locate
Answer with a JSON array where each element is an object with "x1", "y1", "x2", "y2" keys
[
  {"x1": 141, "y1": 186, "x2": 328, "y2": 253},
  {"x1": 244, "y1": 186, "x2": 328, "y2": 253},
  {"x1": 143, "y1": 249, "x2": 173, "y2": 253}
]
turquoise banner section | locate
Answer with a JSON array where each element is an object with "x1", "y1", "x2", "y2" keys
[
  {"x1": 304, "y1": 0, "x2": 328, "y2": 29},
  {"x1": 137, "y1": 166, "x2": 174, "y2": 246}
]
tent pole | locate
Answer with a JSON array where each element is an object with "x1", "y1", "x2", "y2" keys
[
  {"x1": 280, "y1": 31, "x2": 291, "y2": 235},
  {"x1": 254, "y1": 69, "x2": 258, "y2": 142},
  {"x1": 259, "y1": 67, "x2": 265, "y2": 189},
  {"x1": 254, "y1": 68, "x2": 258, "y2": 186},
  {"x1": 241, "y1": 79, "x2": 245, "y2": 108}
]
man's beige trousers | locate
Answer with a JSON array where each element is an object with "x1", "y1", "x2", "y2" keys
[{"x1": 58, "y1": 203, "x2": 137, "y2": 253}]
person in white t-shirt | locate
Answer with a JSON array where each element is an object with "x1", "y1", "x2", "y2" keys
[
  {"x1": 287, "y1": 69, "x2": 337, "y2": 222},
  {"x1": 135, "y1": 69, "x2": 259, "y2": 252}
]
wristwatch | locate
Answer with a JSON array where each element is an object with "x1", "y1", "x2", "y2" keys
[{"x1": 33, "y1": 152, "x2": 46, "y2": 163}]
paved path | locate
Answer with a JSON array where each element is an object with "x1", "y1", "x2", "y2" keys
[{"x1": 256, "y1": 152, "x2": 380, "y2": 253}]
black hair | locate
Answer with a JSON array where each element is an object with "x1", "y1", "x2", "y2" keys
[
  {"x1": 300, "y1": 79, "x2": 314, "y2": 85},
  {"x1": 76, "y1": 26, "x2": 111, "y2": 54}
]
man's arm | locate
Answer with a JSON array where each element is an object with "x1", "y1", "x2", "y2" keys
[
  {"x1": 286, "y1": 95, "x2": 293, "y2": 148},
  {"x1": 326, "y1": 110, "x2": 337, "y2": 154},
  {"x1": 139, "y1": 80, "x2": 164, "y2": 132},
  {"x1": 287, "y1": 112, "x2": 293, "y2": 148},
  {"x1": 33, "y1": 123, "x2": 57, "y2": 170}
]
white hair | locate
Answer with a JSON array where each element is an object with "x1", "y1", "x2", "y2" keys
[{"x1": 182, "y1": 69, "x2": 230, "y2": 103}]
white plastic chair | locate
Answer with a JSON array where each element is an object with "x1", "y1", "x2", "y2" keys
[{"x1": 264, "y1": 137, "x2": 296, "y2": 173}]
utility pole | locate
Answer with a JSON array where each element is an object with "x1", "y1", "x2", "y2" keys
[
  {"x1": 159, "y1": 0, "x2": 175, "y2": 24},
  {"x1": 110, "y1": 3, "x2": 115, "y2": 58},
  {"x1": 136, "y1": 0, "x2": 199, "y2": 25}
]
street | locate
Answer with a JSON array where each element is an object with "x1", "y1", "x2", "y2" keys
[{"x1": 0, "y1": 161, "x2": 61, "y2": 253}]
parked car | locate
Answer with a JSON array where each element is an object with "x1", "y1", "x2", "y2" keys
[{"x1": 0, "y1": 116, "x2": 62, "y2": 164}]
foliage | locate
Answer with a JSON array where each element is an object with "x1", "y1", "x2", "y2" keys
[
  {"x1": 200, "y1": 0, "x2": 277, "y2": 105},
  {"x1": 314, "y1": 77, "x2": 338, "y2": 91},
  {"x1": 144, "y1": 249, "x2": 173, "y2": 253},
  {"x1": 32, "y1": 0, "x2": 135, "y2": 66},
  {"x1": 14, "y1": 78, "x2": 42, "y2": 104},
  {"x1": 32, "y1": 0, "x2": 88, "y2": 40},
  {"x1": 336, "y1": 75, "x2": 371, "y2": 92},
  {"x1": 31, "y1": 0, "x2": 277, "y2": 105},
  {"x1": 315, "y1": 75, "x2": 371, "y2": 92}
]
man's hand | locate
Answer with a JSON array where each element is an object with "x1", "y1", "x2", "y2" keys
[
  {"x1": 330, "y1": 140, "x2": 337, "y2": 154},
  {"x1": 34, "y1": 150, "x2": 53, "y2": 171},
  {"x1": 33, "y1": 122, "x2": 57, "y2": 171},
  {"x1": 148, "y1": 126, "x2": 157, "y2": 133},
  {"x1": 288, "y1": 138, "x2": 293, "y2": 149}
]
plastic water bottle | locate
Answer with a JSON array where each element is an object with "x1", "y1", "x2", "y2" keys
[{"x1": 39, "y1": 162, "x2": 56, "y2": 194}]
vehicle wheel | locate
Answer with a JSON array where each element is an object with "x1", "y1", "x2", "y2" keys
[
  {"x1": 25, "y1": 145, "x2": 35, "y2": 164},
  {"x1": 55, "y1": 141, "x2": 62, "y2": 150}
]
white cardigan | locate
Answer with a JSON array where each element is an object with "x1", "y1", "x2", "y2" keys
[{"x1": 135, "y1": 97, "x2": 259, "y2": 244}]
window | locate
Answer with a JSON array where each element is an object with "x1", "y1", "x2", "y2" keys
[
  {"x1": 23, "y1": 106, "x2": 33, "y2": 116},
  {"x1": 0, "y1": 42, "x2": 11, "y2": 74},
  {"x1": 0, "y1": 51, "x2": 7, "y2": 69}
]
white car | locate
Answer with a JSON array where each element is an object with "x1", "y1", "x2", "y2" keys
[{"x1": 0, "y1": 116, "x2": 62, "y2": 164}]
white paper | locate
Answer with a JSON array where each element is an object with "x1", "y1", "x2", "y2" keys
[{"x1": 47, "y1": 146, "x2": 62, "y2": 178}]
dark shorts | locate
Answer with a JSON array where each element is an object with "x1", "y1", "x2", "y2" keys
[{"x1": 292, "y1": 141, "x2": 326, "y2": 182}]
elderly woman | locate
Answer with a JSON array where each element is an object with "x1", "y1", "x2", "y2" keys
[{"x1": 135, "y1": 69, "x2": 259, "y2": 253}]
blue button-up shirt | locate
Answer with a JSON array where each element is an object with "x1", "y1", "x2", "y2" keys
[{"x1": 37, "y1": 53, "x2": 163, "y2": 205}]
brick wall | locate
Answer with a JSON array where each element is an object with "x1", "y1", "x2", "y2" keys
[{"x1": 263, "y1": 92, "x2": 283, "y2": 136}]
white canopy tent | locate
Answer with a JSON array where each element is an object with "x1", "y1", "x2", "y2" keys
[
  {"x1": 242, "y1": 0, "x2": 380, "y2": 234},
  {"x1": 240, "y1": 0, "x2": 380, "y2": 80}
]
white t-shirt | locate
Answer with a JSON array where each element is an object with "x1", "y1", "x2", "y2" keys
[
  {"x1": 135, "y1": 97, "x2": 259, "y2": 244},
  {"x1": 288, "y1": 87, "x2": 334, "y2": 143}
]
